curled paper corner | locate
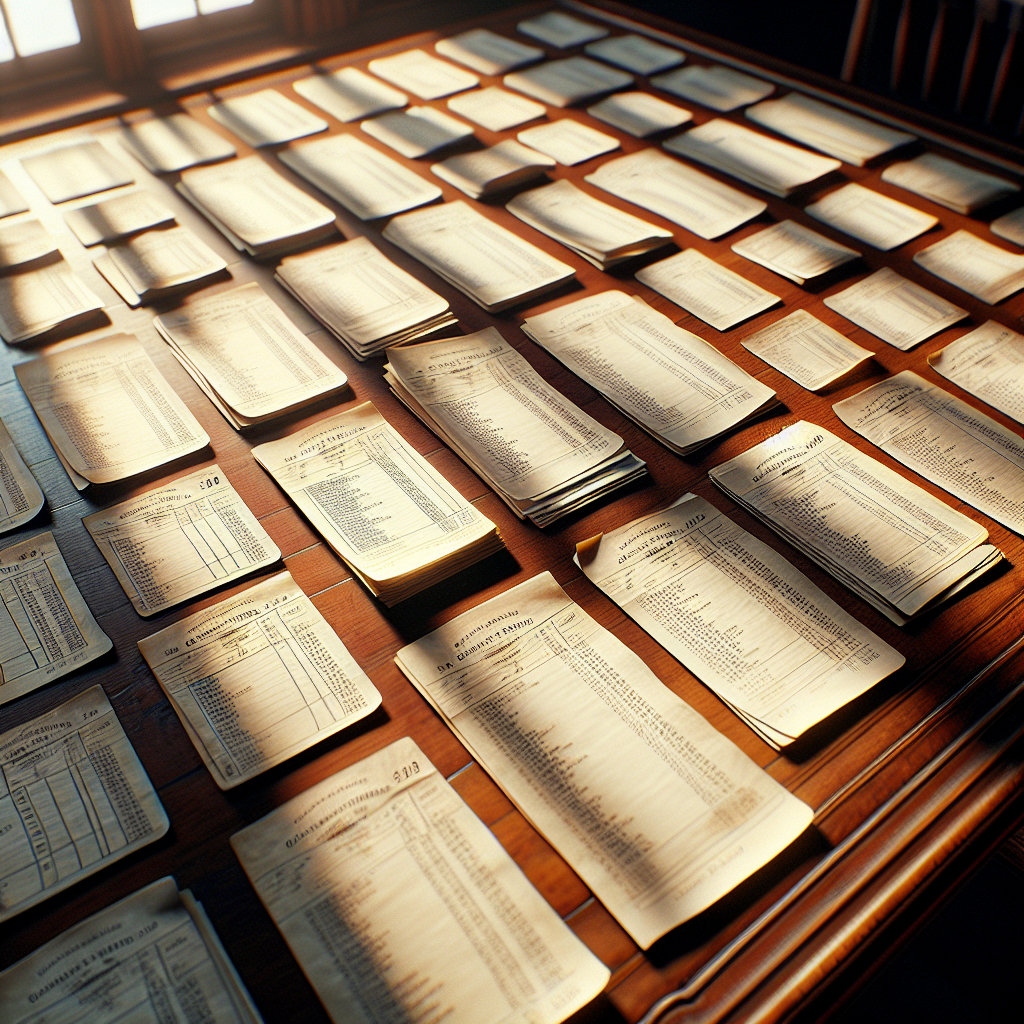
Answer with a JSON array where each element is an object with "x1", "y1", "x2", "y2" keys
[{"x1": 575, "y1": 532, "x2": 603, "y2": 567}]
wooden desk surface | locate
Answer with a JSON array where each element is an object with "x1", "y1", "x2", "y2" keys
[{"x1": 1, "y1": 3, "x2": 1023, "y2": 1022}]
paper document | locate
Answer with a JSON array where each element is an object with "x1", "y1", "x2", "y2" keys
[
  {"x1": 0, "y1": 417, "x2": 43, "y2": 533},
  {"x1": 20, "y1": 138, "x2": 133, "y2": 204},
  {"x1": 881, "y1": 152, "x2": 1019, "y2": 213},
  {"x1": 0, "y1": 170, "x2": 28, "y2": 218},
  {"x1": 396, "y1": 572, "x2": 814, "y2": 948},
  {"x1": 585, "y1": 33, "x2": 684, "y2": 74},
  {"x1": 585, "y1": 147, "x2": 766, "y2": 239},
  {"x1": 505, "y1": 178, "x2": 671, "y2": 268},
  {"x1": 207, "y1": 88, "x2": 328, "y2": 146},
  {"x1": 16, "y1": 333, "x2": 209, "y2": 485},
  {"x1": 139, "y1": 571, "x2": 381, "y2": 789},
  {"x1": 710, "y1": 420, "x2": 1000, "y2": 623},
  {"x1": 275, "y1": 234, "x2": 454, "y2": 360},
  {"x1": 293, "y1": 66, "x2": 407, "y2": 122},
  {"x1": 432, "y1": 139, "x2": 555, "y2": 199},
  {"x1": 382, "y1": 200, "x2": 574, "y2": 312},
  {"x1": 805, "y1": 182, "x2": 937, "y2": 250},
  {"x1": 232, "y1": 736, "x2": 609, "y2": 1024},
  {"x1": 0, "y1": 686, "x2": 166, "y2": 922},
  {"x1": 991, "y1": 206, "x2": 1024, "y2": 248},
  {"x1": 578, "y1": 494, "x2": 904, "y2": 745},
  {"x1": 0, "y1": 218, "x2": 56, "y2": 269},
  {"x1": 252, "y1": 402, "x2": 503, "y2": 605},
  {"x1": 746, "y1": 93, "x2": 914, "y2": 166},
  {"x1": 448, "y1": 86, "x2": 546, "y2": 131},
  {"x1": 517, "y1": 117, "x2": 619, "y2": 164},
  {"x1": 732, "y1": 219, "x2": 859, "y2": 284},
  {"x1": 928, "y1": 321, "x2": 1024, "y2": 424},
  {"x1": 588, "y1": 91, "x2": 691, "y2": 137},
  {"x1": 523, "y1": 291, "x2": 778, "y2": 454},
  {"x1": 361, "y1": 106, "x2": 474, "y2": 158},
  {"x1": 85, "y1": 465, "x2": 280, "y2": 616},
  {"x1": 119, "y1": 112, "x2": 236, "y2": 172},
  {"x1": 833, "y1": 370, "x2": 1024, "y2": 535},
  {"x1": 823, "y1": 267, "x2": 966, "y2": 350},
  {"x1": 913, "y1": 229, "x2": 1024, "y2": 304},
  {"x1": 0, "y1": 876, "x2": 262, "y2": 1024},
  {"x1": 652, "y1": 63, "x2": 774, "y2": 111},
  {"x1": 435, "y1": 27, "x2": 543, "y2": 74},
  {"x1": 279, "y1": 133, "x2": 441, "y2": 220},
  {"x1": 154, "y1": 281, "x2": 348, "y2": 426},
  {"x1": 636, "y1": 247, "x2": 781, "y2": 330},
  {"x1": 516, "y1": 11, "x2": 608, "y2": 47},
  {"x1": 63, "y1": 189, "x2": 175, "y2": 246},
  {"x1": 368, "y1": 48, "x2": 479, "y2": 99},
  {"x1": 741, "y1": 308, "x2": 872, "y2": 390},
  {"x1": 505, "y1": 57, "x2": 633, "y2": 107},
  {"x1": 0, "y1": 260, "x2": 104, "y2": 344}
]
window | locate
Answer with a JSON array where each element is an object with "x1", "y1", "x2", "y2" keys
[
  {"x1": 0, "y1": 0, "x2": 81, "y2": 60},
  {"x1": 130, "y1": 0, "x2": 255, "y2": 31}
]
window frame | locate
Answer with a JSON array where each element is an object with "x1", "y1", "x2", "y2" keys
[
  {"x1": 0, "y1": 0, "x2": 98, "y2": 93},
  {"x1": 131, "y1": 0, "x2": 276, "y2": 58}
]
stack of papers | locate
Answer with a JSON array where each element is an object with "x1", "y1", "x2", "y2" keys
[
  {"x1": 710, "y1": 420, "x2": 1002, "y2": 624},
  {"x1": 913, "y1": 229, "x2": 1024, "y2": 303},
  {"x1": 368, "y1": 48, "x2": 479, "y2": 99},
  {"x1": 382, "y1": 200, "x2": 574, "y2": 311},
  {"x1": 178, "y1": 155, "x2": 337, "y2": 257},
  {"x1": 119, "y1": 112, "x2": 236, "y2": 172},
  {"x1": 585, "y1": 147, "x2": 766, "y2": 238},
  {"x1": 506, "y1": 178, "x2": 672, "y2": 268},
  {"x1": 0, "y1": 218, "x2": 56, "y2": 269},
  {"x1": 578, "y1": 495, "x2": 904, "y2": 747},
  {"x1": 293, "y1": 66, "x2": 407, "y2": 122},
  {"x1": 991, "y1": 206, "x2": 1024, "y2": 247},
  {"x1": 0, "y1": 169, "x2": 28, "y2": 217},
  {"x1": 516, "y1": 11, "x2": 609, "y2": 47},
  {"x1": 636, "y1": 247, "x2": 781, "y2": 329},
  {"x1": 505, "y1": 56, "x2": 633, "y2": 107},
  {"x1": 432, "y1": 138, "x2": 555, "y2": 198},
  {"x1": 279, "y1": 133, "x2": 441, "y2": 219},
  {"x1": 653, "y1": 63, "x2": 774, "y2": 111},
  {"x1": 805, "y1": 181, "x2": 938, "y2": 250},
  {"x1": 93, "y1": 225, "x2": 227, "y2": 306},
  {"x1": 518, "y1": 117, "x2": 619, "y2": 163},
  {"x1": 746, "y1": 93, "x2": 915, "y2": 165},
  {"x1": 435, "y1": 27, "x2": 543, "y2": 74},
  {"x1": 275, "y1": 235, "x2": 454, "y2": 360},
  {"x1": 523, "y1": 291, "x2": 777, "y2": 454},
  {"x1": 16, "y1": 333, "x2": 209, "y2": 487},
  {"x1": 732, "y1": 219, "x2": 860, "y2": 284},
  {"x1": 385, "y1": 329, "x2": 646, "y2": 525},
  {"x1": 63, "y1": 189, "x2": 175, "y2": 245},
  {"x1": 361, "y1": 105, "x2": 474, "y2": 158},
  {"x1": 252, "y1": 402, "x2": 505, "y2": 605},
  {"x1": 207, "y1": 88, "x2": 327, "y2": 146},
  {"x1": 824, "y1": 267, "x2": 967, "y2": 350},
  {"x1": 585, "y1": 33, "x2": 684, "y2": 74},
  {"x1": 154, "y1": 282, "x2": 349, "y2": 427},
  {"x1": 395, "y1": 571, "x2": 813, "y2": 949},
  {"x1": 0, "y1": 417, "x2": 43, "y2": 533},
  {"x1": 741, "y1": 308, "x2": 873, "y2": 391},
  {"x1": 448, "y1": 86, "x2": 546, "y2": 130},
  {"x1": 587, "y1": 90, "x2": 692, "y2": 136},
  {"x1": 84, "y1": 465, "x2": 281, "y2": 616},
  {"x1": 666, "y1": 118, "x2": 841, "y2": 196},
  {"x1": 20, "y1": 138, "x2": 133, "y2": 203},
  {"x1": 0, "y1": 877, "x2": 261, "y2": 1024},
  {"x1": 881, "y1": 152, "x2": 1020, "y2": 213},
  {"x1": 0, "y1": 261, "x2": 104, "y2": 344}
]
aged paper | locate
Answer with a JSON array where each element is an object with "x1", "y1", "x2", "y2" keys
[
  {"x1": 517, "y1": 11, "x2": 608, "y2": 47},
  {"x1": 207, "y1": 88, "x2": 328, "y2": 146},
  {"x1": 293, "y1": 66, "x2": 407, "y2": 123},
  {"x1": 252, "y1": 402, "x2": 502, "y2": 606},
  {"x1": 991, "y1": 206, "x2": 1024, "y2": 248},
  {"x1": 395, "y1": 572, "x2": 814, "y2": 948},
  {"x1": 504, "y1": 57, "x2": 633, "y2": 108},
  {"x1": 636, "y1": 247, "x2": 781, "y2": 330},
  {"x1": 652, "y1": 64, "x2": 774, "y2": 111},
  {"x1": 433, "y1": 140, "x2": 555, "y2": 200},
  {"x1": 913, "y1": 229, "x2": 1024, "y2": 304},
  {"x1": 741, "y1": 309, "x2": 872, "y2": 391},
  {"x1": 587, "y1": 91, "x2": 691, "y2": 137},
  {"x1": 0, "y1": 686, "x2": 167, "y2": 922},
  {"x1": 833, "y1": 370, "x2": 1024, "y2": 535},
  {"x1": 881, "y1": 152, "x2": 1019, "y2": 213},
  {"x1": 804, "y1": 182, "x2": 938, "y2": 250},
  {"x1": 448, "y1": 86, "x2": 546, "y2": 131},
  {"x1": 139, "y1": 571, "x2": 381, "y2": 789},
  {"x1": 585, "y1": 33, "x2": 684, "y2": 74},
  {"x1": 0, "y1": 531, "x2": 112, "y2": 704},
  {"x1": 368, "y1": 48, "x2": 479, "y2": 99},
  {"x1": 63, "y1": 189, "x2": 175, "y2": 246},
  {"x1": 84, "y1": 465, "x2": 281, "y2": 616},
  {"x1": 517, "y1": 118, "x2": 619, "y2": 165},
  {"x1": 585, "y1": 148, "x2": 767, "y2": 239},
  {"x1": 0, "y1": 417, "x2": 43, "y2": 533},
  {"x1": 361, "y1": 106, "x2": 474, "y2": 159},
  {"x1": 0, "y1": 260, "x2": 104, "y2": 345},
  {"x1": 732, "y1": 219, "x2": 859, "y2": 284},
  {"x1": 20, "y1": 138, "x2": 134, "y2": 204},
  {"x1": 15, "y1": 333, "x2": 209, "y2": 485},
  {"x1": 154, "y1": 282, "x2": 348, "y2": 425},
  {"x1": 119, "y1": 112, "x2": 236, "y2": 173},
  {"x1": 232, "y1": 736, "x2": 609, "y2": 1024},
  {"x1": 578, "y1": 494, "x2": 903, "y2": 745},
  {"x1": 823, "y1": 267, "x2": 966, "y2": 350},
  {"x1": 0, "y1": 876, "x2": 261, "y2": 1024},
  {"x1": 435, "y1": 28, "x2": 543, "y2": 74},
  {"x1": 0, "y1": 218, "x2": 57, "y2": 269}
]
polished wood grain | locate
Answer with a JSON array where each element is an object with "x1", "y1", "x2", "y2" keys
[{"x1": 1, "y1": 5, "x2": 1023, "y2": 1024}]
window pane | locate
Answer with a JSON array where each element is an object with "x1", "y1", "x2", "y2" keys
[
  {"x1": 198, "y1": 0, "x2": 254, "y2": 12},
  {"x1": 4, "y1": 0, "x2": 80, "y2": 57},
  {"x1": 131, "y1": 0, "x2": 199, "y2": 30},
  {"x1": 0, "y1": 16, "x2": 13, "y2": 63}
]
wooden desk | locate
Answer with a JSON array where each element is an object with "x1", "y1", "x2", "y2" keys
[{"x1": 1, "y1": 4, "x2": 1023, "y2": 1022}]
